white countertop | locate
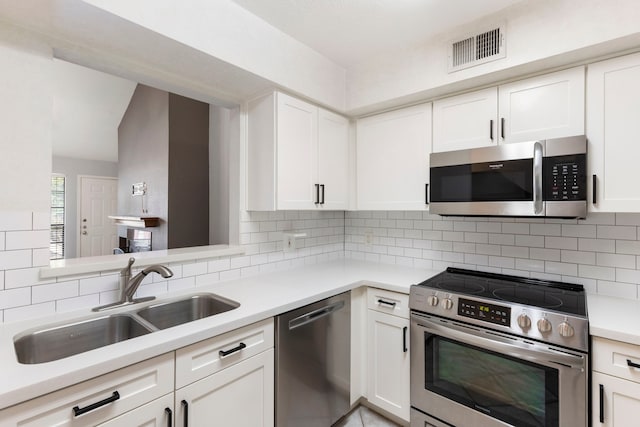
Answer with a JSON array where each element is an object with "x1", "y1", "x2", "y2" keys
[
  {"x1": 587, "y1": 293, "x2": 640, "y2": 345},
  {"x1": 0, "y1": 259, "x2": 438, "y2": 410}
]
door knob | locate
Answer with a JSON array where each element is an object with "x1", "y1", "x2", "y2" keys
[{"x1": 82, "y1": 231, "x2": 88, "y2": 235}]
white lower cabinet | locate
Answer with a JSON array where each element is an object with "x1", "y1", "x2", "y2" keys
[
  {"x1": 175, "y1": 349, "x2": 274, "y2": 427},
  {"x1": 366, "y1": 288, "x2": 410, "y2": 422},
  {"x1": 175, "y1": 318, "x2": 275, "y2": 427},
  {"x1": 0, "y1": 353, "x2": 175, "y2": 427},
  {"x1": 592, "y1": 336, "x2": 640, "y2": 426},
  {"x1": 98, "y1": 394, "x2": 174, "y2": 427}
]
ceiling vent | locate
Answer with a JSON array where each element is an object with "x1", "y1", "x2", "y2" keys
[{"x1": 448, "y1": 25, "x2": 506, "y2": 72}]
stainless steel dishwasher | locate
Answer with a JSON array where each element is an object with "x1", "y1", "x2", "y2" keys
[{"x1": 276, "y1": 291, "x2": 351, "y2": 427}]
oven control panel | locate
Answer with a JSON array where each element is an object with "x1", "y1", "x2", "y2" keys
[{"x1": 458, "y1": 298, "x2": 511, "y2": 327}]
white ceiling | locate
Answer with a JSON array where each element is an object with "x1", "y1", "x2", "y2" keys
[
  {"x1": 229, "y1": 0, "x2": 523, "y2": 68},
  {"x1": 52, "y1": 59, "x2": 137, "y2": 162}
]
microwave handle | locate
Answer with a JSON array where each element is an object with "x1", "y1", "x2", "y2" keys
[{"x1": 533, "y1": 142, "x2": 543, "y2": 215}]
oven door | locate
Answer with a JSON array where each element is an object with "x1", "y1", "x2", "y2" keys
[{"x1": 410, "y1": 312, "x2": 587, "y2": 427}]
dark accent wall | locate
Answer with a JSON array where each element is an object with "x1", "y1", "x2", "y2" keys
[
  {"x1": 118, "y1": 85, "x2": 209, "y2": 250},
  {"x1": 168, "y1": 93, "x2": 210, "y2": 249}
]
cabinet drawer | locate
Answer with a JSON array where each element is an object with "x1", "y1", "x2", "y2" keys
[
  {"x1": 593, "y1": 336, "x2": 640, "y2": 383},
  {"x1": 0, "y1": 353, "x2": 174, "y2": 427},
  {"x1": 367, "y1": 287, "x2": 409, "y2": 319},
  {"x1": 175, "y1": 318, "x2": 274, "y2": 389}
]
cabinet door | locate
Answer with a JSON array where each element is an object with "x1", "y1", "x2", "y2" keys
[
  {"x1": 367, "y1": 310, "x2": 410, "y2": 422},
  {"x1": 432, "y1": 87, "x2": 498, "y2": 152},
  {"x1": 592, "y1": 371, "x2": 640, "y2": 427},
  {"x1": 587, "y1": 53, "x2": 640, "y2": 212},
  {"x1": 276, "y1": 92, "x2": 318, "y2": 210},
  {"x1": 176, "y1": 349, "x2": 274, "y2": 427},
  {"x1": 98, "y1": 394, "x2": 174, "y2": 427},
  {"x1": 499, "y1": 66, "x2": 585, "y2": 143},
  {"x1": 357, "y1": 103, "x2": 432, "y2": 210},
  {"x1": 318, "y1": 108, "x2": 349, "y2": 209}
]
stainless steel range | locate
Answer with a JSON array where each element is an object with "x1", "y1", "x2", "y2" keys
[{"x1": 409, "y1": 268, "x2": 589, "y2": 427}]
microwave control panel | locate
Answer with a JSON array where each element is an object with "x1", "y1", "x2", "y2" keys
[{"x1": 543, "y1": 154, "x2": 587, "y2": 201}]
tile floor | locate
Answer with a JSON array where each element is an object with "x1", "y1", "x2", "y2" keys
[{"x1": 333, "y1": 405, "x2": 401, "y2": 427}]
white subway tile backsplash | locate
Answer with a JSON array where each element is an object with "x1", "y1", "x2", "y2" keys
[
  {"x1": 0, "y1": 250, "x2": 32, "y2": 270},
  {"x1": 579, "y1": 265, "x2": 615, "y2": 281},
  {"x1": 597, "y1": 225, "x2": 637, "y2": 240},
  {"x1": 616, "y1": 268, "x2": 640, "y2": 284},
  {"x1": 4, "y1": 267, "x2": 54, "y2": 289},
  {"x1": 31, "y1": 280, "x2": 79, "y2": 304},
  {"x1": 545, "y1": 236, "x2": 577, "y2": 250},
  {"x1": 56, "y1": 294, "x2": 99, "y2": 313},
  {"x1": 32, "y1": 212, "x2": 50, "y2": 230},
  {"x1": 616, "y1": 240, "x2": 640, "y2": 255},
  {"x1": 515, "y1": 235, "x2": 545, "y2": 248},
  {"x1": 530, "y1": 224, "x2": 561, "y2": 236},
  {"x1": 5, "y1": 230, "x2": 49, "y2": 250},
  {"x1": 545, "y1": 261, "x2": 577, "y2": 276},
  {"x1": 79, "y1": 275, "x2": 118, "y2": 295},
  {"x1": 182, "y1": 261, "x2": 208, "y2": 277},
  {"x1": 502, "y1": 223, "x2": 529, "y2": 235},
  {"x1": 477, "y1": 222, "x2": 501, "y2": 233},
  {"x1": 489, "y1": 256, "x2": 515, "y2": 269},
  {"x1": 596, "y1": 253, "x2": 636, "y2": 269},
  {"x1": 561, "y1": 250, "x2": 596, "y2": 265},
  {"x1": 515, "y1": 258, "x2": 545, "y2": 272},
  {"x1": 464, "y1": 232, "x2": 488, "y2": 244},
  {"x1": 530, "y1": 248, "x2": 561, "y2": 261},
  {"x1": 579, "y1": 238, "x2": 616, "y2": 253},
  {"x1": 0, "y1": 288, "x2": 31, "y2": 309},
  {"x1": 0, "y1": 232, "x2": 4, "y2": 251},
  {"x1": 561, "y1": 225, "x2": 596, "y2": 238},
  {"x1": 489, "y1": 234, "x2": 515, "y2": 245},
  {"x1": 501, "y1": 246, "x2": 529, "y2": 259},
  {"x1": 476, "y1": 244, "x2": 501, "y2": 256},
  {"x1": 615, "y1": 213, "x2": 640, "y2": 226}
]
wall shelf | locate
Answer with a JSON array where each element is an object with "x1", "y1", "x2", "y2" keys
[{"x1": 108, "y1": 216, "x2": 160, "y2": 228}]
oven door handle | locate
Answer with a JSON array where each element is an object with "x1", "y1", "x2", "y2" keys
[{"x1": 413, "y1": 315, "x2": 585, "y2": 370}]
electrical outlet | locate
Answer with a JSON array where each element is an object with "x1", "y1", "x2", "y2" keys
[
  {"x1": 283, "y1": 234, "x2": 297, "y2": 253},
  {"x1": 364, "y1": 230, "x2": 374, "y2": 246}
]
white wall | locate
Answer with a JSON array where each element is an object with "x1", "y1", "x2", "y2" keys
[
  {"x1": 0, "y1": 24, "x2": 52, "y2": 212},
  {"x1": 346, "y1": 0, "x2": 640, "y2": 114}
]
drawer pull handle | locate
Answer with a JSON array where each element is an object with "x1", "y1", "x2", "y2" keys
[
  {"x1": 377, "y1": 299, "x2": 397, "y2": 308},
  {"x1": 72, "y1": 391, "x2": 120, "y2": 416},
  {"x1": 182, "y1": 400, "x2": 189, "y2": 427},
  {"x1": 165, "y1": 407, "x2": 172, "y2": 427},
  {"x1": 627, "y1": 359, "x2": 640, "y2": 369},
  {"x1": 219, "y1": 342, "x2": 247, "y2": 357}
]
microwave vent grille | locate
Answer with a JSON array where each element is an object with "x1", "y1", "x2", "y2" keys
[{"x1": 448, "y1": 25, "x2": 505, "y2": 72}]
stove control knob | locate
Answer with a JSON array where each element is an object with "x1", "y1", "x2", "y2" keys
[
  {"x1": 427, "y1": 295, "x2": 439, "y2": 307},
  {"x1": 517, "y1": 313, "x2": 531, "y2": 330},
  {"x1": 441, "y1": 298, "x2": 454, "y2": 310},
  {"x1": 558, "y1": 321, "x2": 575, "y2": 338},
  {"x1": 537, "y1": 317, "x2": 552, "y2": 334}
]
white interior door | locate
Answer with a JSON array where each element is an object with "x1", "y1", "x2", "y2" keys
[{"x1": 79, "y1": 176, "x2": 118, "y2": 257}]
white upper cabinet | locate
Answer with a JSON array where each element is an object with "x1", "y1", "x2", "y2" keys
[
  {"x1": 587, "y1": 53, "x2": 640, "y2": 212},
  {"x1": 499, "y1": 66, "x2": 585, "y2": 143},
  {"x1": 432, "y1": 67, "x2": 584, "y2": 153},
  {"x1": 356, "y1": 103, "x2": 432, "y2": 210},
  {"x1": 318, "y1": 108, "x2": 350, "y2": 210},
  {"x1": 433, "y1": 87, "x2": 498, "y2": 152},
  {"x1": 247, "y1": 91, "x2": 349, "y2": 210}
]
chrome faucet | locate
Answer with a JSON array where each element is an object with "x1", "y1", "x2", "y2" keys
[{"x1": 92, "y1": 258, "x2": 173, "y2": 312}]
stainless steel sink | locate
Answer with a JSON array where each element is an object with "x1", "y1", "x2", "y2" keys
[
  {"x1": 136, "y1": 293, "x2": 240, "y2": 330},
  {"x1": 14, "y1": 314, "x2": 153, "y2": 364}
]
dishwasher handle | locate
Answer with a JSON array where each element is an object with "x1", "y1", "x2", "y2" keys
[{"x1": 289, "y1": 300, "x2": 345, "y2": 330}]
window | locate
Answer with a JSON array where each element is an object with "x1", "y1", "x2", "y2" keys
[{"x1": 50, "y1": 175, "x2": 65, "y2": 260}]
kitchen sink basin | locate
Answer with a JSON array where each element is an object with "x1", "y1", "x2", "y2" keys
[
  {"x1": 136, "y1": 293, "x2": 240, "y2": 330},
  {"x1": 14, "y1": 314, "x2": 153, "y2": 364}
]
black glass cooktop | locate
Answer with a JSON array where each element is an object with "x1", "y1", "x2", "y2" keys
[{"x1": 416, "y1": 267, "x2": 586, "y2": 316}]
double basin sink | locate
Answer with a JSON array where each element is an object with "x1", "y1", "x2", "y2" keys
[{"x1": 14, "y1": 293, "x2": 240, "y2": 364}]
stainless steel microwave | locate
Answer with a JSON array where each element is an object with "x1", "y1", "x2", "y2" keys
[{"x1": 429, "y1": 136, "x2": 587, "y2": 218}]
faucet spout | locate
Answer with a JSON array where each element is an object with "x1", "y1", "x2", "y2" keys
[
  {"x1": 92, "y1": 258, "x2": 173, "y2": 312},
  {"x1": 123, "y1": 264, "x2": 174, "y2": 302}
]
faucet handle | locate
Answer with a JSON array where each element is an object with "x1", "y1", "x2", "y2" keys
[{"x1": 121, "y1": 257, "x2": 135, "y2": 276}]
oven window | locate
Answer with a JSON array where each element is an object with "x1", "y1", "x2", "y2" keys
[
  {"x1": 430, "y1": 158, "x2": 533, "y2": 202},
  {"x1": 425, "y1": 336, "x2": 558, "y2": 427}
]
